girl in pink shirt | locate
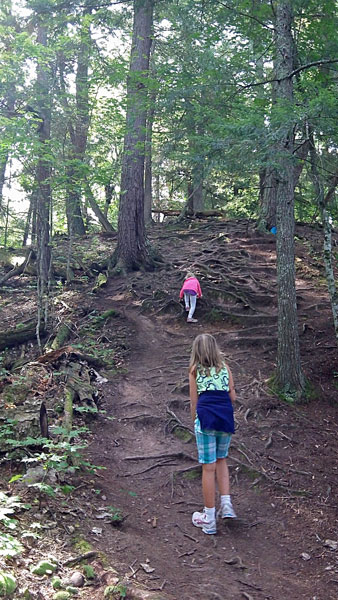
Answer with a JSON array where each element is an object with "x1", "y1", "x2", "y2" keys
[{"x1": 179, "y1": 272, "x2": 202, "y2": 323}]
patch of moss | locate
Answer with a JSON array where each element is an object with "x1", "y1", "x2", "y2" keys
[
  {"x1": 100, "y1": 309, "x2": 119, "y2": 320},
  {"x1": 173, "y1": 427, "x2": 194, "y2": 443},
  {"x1": 182, "y1": 467, "x2": 201, "y2": 480},
  {"x1": 303, "y1": 380, "x2": 319, "y2": 402},
  {"x1": 82, "y1": 564, "x2": 95, "y2": 580},
  {"x1": 31, "y1": 559, "x2": 58, "y2": 576},
  {"x1": 267, "y1": 373, "x2": 311, "y2": 404},
  {"x1": 72, "y1": 536, "x2": 92, "y2": 554},
  {"x1": 53, "y1": 593, "x2": 71, "y2": 600},
  {"x1": 97, "y1": 552, "x2": 110, "y2": 569}
]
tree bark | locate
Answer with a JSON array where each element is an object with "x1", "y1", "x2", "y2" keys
[
  {"x1": 259, "y1": 139, "x2": 309, "y2": 231},
  {"x1": 59, "y1": 3, "x2": 93, "y2": 238},
  {"x1": 275, "y1": 1, "x2": 305, "y2": 397},
  {"x1": 114, "y1": 0, "x2": 155, "y2": 271},
  {"x1": 309, "y1": 130, "x2": 338, "y2": 341},
  {"x1": 144, "y1": 92, "x2": 156, "y2": 224},
  {"x1": 35, "y1": 21, "x2": 52, "y2": 338},
  {"x1": 0, "y1": 321, "x2": 45, "y2": 351},
  {"x1": 0, "y1": 154, "x2": 8, "y2": 214},
  {"x1": 84, "y1": 181, "x2": 115, "y2": 233}
]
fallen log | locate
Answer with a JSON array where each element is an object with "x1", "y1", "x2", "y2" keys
[
  {"x1": 0, "y1": 250, "x2": 34, "y2": 286},
  {"x1": 37, "y1": 345, "x2": 107, "y2": 369},
  {"x1": 0, "y1": 321, "x2": 45, "y2": 351},
  {"x1": 50, "y1": 322, "x2": 72, "y2": 350},
  {"x1": 151, "y1": 209, "x2": 225, "y2": 218}
]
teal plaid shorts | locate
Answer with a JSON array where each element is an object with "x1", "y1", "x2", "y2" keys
[{"x1": 194, "y1": 417, "x2": 232, "y2": 464}]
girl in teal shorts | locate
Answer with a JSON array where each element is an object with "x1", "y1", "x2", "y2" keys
[{"x1": 189, "y1": 333, "x2": 237, "y2": 535}]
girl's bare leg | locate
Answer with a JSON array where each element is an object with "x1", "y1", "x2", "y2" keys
[
  {"x1": 216, "y1": 458, "x2": 230, "y2": 495},
  {"x1": 202, "y1": 462, "x2": 216, "y2": 508}
]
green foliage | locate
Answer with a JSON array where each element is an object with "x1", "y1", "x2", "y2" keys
[
  {"x1": 31, "y1": 559, "x2": 58, "y2": 576},
  {"x1": 0, "y1": 492, "x2": 26, "y2": 530},
  {"x1": 0, "y1": 533, "x2": 24, "y2": 559},
  {"x1": 65, "y1": 587, "x2": 78, "y2": 596},
  {"x1": 51, "y1": 577, "x2": 62, "y2": 590},
  {"x1": 103, "y1": 583, "x2": 127, "y2": 599},
  {"x1": 106, "y1": 506, "x2": 124, "y2": 525},
  {"x1": 82, "y1": 564, "x2": 95, "y2": 579},
  {"x1": 53, "y1": 593, "x2": 70, "y2": 600},
  {"x1": 0, "y1": 571, "x2": 16, "y2": 597}
]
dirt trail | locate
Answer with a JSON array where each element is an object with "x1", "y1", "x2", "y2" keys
[{"x1": 80, "y1": 222, "x2": 338, "y2": 600}]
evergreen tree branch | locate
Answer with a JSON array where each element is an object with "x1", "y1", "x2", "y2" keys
[
  {"x1": 215, "y1": 0, "x2": 274, "y2": 30},
  {"x1": 236, "y1": 58, "x2": 338, "y2": 93}
]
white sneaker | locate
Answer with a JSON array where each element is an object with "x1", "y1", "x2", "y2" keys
[
  {"x1": 217, "y1": 501, "x2": 237, "y2": 519},
  {"x1": 192, "y1": 510, "x2": 216, "y2": 534},
  {"x1": 187, "y1": 318, "x2": 198, "y2": 323}
]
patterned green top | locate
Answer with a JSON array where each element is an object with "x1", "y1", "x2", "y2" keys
[{"x1": 196, "y1": 365, "x2": 229, "y2": 394}]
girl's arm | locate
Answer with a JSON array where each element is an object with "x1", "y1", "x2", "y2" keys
[
  {"x1": 189, "y1": 370, "x2": 198, "y2": 421},
  {"x1": 227, "y1": 366, "x2": 236, "y2": 403}
]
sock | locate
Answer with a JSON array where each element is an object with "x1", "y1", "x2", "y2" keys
[
  {"x1": 220, "y1": 494, "x2": 231, "y2": 506},
  {"x1": 204, "y1": 507, "x2": 215, "y2": 519}
]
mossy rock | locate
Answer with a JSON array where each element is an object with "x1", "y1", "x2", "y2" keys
[
  {"x1": 51, "y1": 577, "x2": 62, "y2": 590},
  {"x1": 31, "y1": 559, "x2": 58, "y2": 576},
  {"x1": 173, "y1": 427, "x2": 194, "y2": 443},
  {"x1": 65, "y1": 587, "x2": 79, "y2": 596},
  {"x1": 82, "y1": 564, "x2": 95, "y2": 579},
  {"x1": 0, "y1": 572, "x2": 16, "y2": 597},
  {"x1": 53, "y1": 593, "x2": 71, "y2": 600},
  {"x1": 2, "y1": 381, "x2": 30, "y2": 406}
]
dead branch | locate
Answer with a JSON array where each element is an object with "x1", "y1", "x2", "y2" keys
[
  {"x1": 37, "y1": 345, "x2": 107, "y2": 368},
  {"x1": 0, "y1": 250, "x2": 33, "y2": 286},
  {"x1": 0, "y1": 320, "x2": 45, "y2": 351},
  {"x1": 63, "y1": 551, "x2": 98, "y2": 567},
  {"x1": 124, "y1": 452, "x2": 196, "y2": 462}
]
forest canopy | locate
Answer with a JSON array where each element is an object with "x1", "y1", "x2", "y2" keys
[{"x1": 0, "y1": 0, "x2": 337, "y2": 246}]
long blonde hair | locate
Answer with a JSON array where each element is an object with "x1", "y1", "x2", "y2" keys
[
  {"x1": 189, "y1": 334, "x2": 224, "y2": 375},
  {"x1": 185, "y1": 271, "x2": 195, "y2": 280}
]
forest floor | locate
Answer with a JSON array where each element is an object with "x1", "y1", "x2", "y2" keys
[{"x1": 0, "y1": 219, "x2": 337, "y2": 600}]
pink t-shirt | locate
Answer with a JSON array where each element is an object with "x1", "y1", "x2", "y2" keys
[{"x1": 179, "y1": 277, "x2": 202, "y2": 299}]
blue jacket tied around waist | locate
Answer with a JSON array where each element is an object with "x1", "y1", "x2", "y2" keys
[{"x1": 197, "y1": 390, "x2": 235, "y2": 433}]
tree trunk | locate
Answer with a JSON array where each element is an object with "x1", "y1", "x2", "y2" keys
[
  {"x1": 309, "y1": 130, "x2": 338, "y2": 341},
  {"x1": 274, "y1": 1, "x2": 305, "y2": 397},
  {"x1": 258, "y1": 168, "x2": 278, "y2": 230},
  {"x1": 0, "y1": 4, "x2": 16, "y2": 214},
  {"x1": 84, "y1": 181, "x2": 115, "y2": 233},
  {"x1": 61, "y1": 2, "x2": 93, "y2": 238},
  {"x1": 35, "y1": 21, "x2": 52, "y2": 334},
  {"x1": 0, "y1": 154, "x2": 8, "y2": 214},
  {"x1": 104, "y1": 182, "x2": 114, "y2": 218},
  {"x1": 23, "y1": 190, "x2": 37, "y2": 246},
  {"x1": 114, "y1": 0, "x2": 155, "y2": 271},
  {"x1": 191, "y1": 167, "x2": 204, "y2": 212},
  {"x1": 144, "y1": 93, "x2": 156, "y2": 224}
]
